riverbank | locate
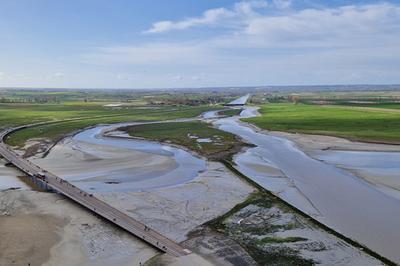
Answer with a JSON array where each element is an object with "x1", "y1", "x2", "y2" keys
[
  {"x1": 116, "y1": 120, "x2": 248, "y2": 161},
  {"x1": 213, "y1": 106, "x2": 400, "y2": 263},
  {"x1": 270, "y1": 131, "x2": 400, "y2": 153},
  {"x1": 261, "y1": 130, "x2": 400, "y2": 200},
  {"x1": 243, "y1": 103, "x2": 400, "y2": 144}
]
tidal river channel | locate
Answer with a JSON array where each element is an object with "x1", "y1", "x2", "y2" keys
[
  {"x1": 34, "y1": 106, "x2": 400, "y2": 263},
  {"x1": 209, "y1": 107, "x2": 400, "y2": 263},
  {"x1": 34, "y1": 122, "x2": 206, "y2": 192}
]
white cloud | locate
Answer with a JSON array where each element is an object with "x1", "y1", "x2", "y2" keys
[
  {"x1": 82, "y1": 2, "x2": 400, "y2": 86},
  {"x1": 144, "y1": 1, "x2": 267, "y2": 33},
  {"x1": 141, "y1": 1, "x2": 400, "y2": 61},
  {"x1": 144, "y1": 2, "x2": 400, "y2": 49},
  {"x1": 243, "y1": 3, "x2": 400, "y2": 46},
  {"x1": 233, "y1": 0, "x2": 268, "y2": 15},
  {"x1": 145, "y1": 8, "x2": 234, "y2": 33}
]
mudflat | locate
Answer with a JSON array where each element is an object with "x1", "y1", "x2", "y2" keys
[{"x1": 0, "y1": 190, "x2": 157, "y2": 266}]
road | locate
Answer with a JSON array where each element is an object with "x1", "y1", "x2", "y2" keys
[{"x1": 0, "y1": 126, "x2": 191, "y2": 257}]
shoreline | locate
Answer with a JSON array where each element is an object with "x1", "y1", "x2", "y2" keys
[
  {"x1": 270, "y1": 130, "x2": 400, "y2": 151},
  {"x1": 103, "y1": 130, "x2": 248, "y2": 162},
  {"x1": 238, "y1": 116, "x2": 400, "y2": 153},
  {"x1": 255, "y1": 129, "x2": 400, "y2": 201},
  {"x1": 103, "y1": 131, "x2": 208, "y2": 161}
]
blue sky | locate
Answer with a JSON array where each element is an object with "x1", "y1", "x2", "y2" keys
[{"x1": 1, "y1": 0, "x2": 400, "y2": 88}]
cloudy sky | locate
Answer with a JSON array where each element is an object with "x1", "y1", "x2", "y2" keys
[{"x1": 1, "y1": 0, "x2": 400, "y2": 88}]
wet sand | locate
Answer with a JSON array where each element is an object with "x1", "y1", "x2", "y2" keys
[
  {"x1": 33, "y1": 133, "x2": 256, "y2": 242},
  {"x1": 32, "y1": 124, "x2": 206, "y2": 192},
  {"x1": 0, "y1": 156, "x2": 254, "y2": 265},
  {"x1": 96, "y1": 161, "x2": 256, "y2": 242},
  {"x1": 312, "y1": 150, "x2": 400, "y2": 199},
  {"x1": 0, "y1": 213, "x2": 65, "y2": 266},
  {"x1": 9, "y1": 121, "x2": 256, "y2": 264},
  {"x1": 269, "y1": 131, "x2": 400, "y2": 200},
  {"x1": 0, "y1": 158, "x2": 30, "y2": 191},
  {"x1": 271, "y1": 131, "x2": 400, "y2": 153},
  {"x1": 0, "y1": 190, "x2": 157, "y2": 266},
  {"x1": 33, "y1": 139, "x2": 180, "y2": 192},
  {"x1": 220, "y1": 203, "x2": 383, "y2": 265}
]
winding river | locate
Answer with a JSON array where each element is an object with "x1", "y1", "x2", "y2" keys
[
  {"x1": 30, "y1": 105, "x2": 400, "y2": 262},
  {"x1": 34, "y1": 122, "x2": 206, "y2": 192}
]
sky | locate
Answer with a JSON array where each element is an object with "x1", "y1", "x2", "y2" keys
[{"x1": 0, "y1": 0, "x2": 400, "y2": 89}]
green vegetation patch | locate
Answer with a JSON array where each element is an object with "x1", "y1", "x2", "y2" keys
[
  {"x1": 244, "y1": 103, "x2": 400, "y2": 143},
  {"x1": 334, "y1": 102, "x2": 400, "y2": 110},
  {"x1": 257, "y1": 236, "x2": 308, "y2": 245},
  {"x1": 246, "y1": 245, "x2": 313, "y2": 266},
  {"x1": 0, "y1": 102, "x2": 163, "y2": 129},
  {"x1": 4, "y1": 105, "x2": 216, "y2": 147},
  {"x1": 120, "y1": 121, "x2": 244, "y2": 160},
  {"x1": 218, "y1": 108, "x2": 243, "y2": 117},
  {"x1": 206, "y1": 192, "x2": 314, "y2": 265}
]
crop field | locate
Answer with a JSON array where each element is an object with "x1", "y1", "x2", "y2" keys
[{"x1": 244, "y1": 103, "x2": 400, "y2": 143}]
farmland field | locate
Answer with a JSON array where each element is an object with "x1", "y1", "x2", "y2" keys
[{"x1": 244, "y1": 103, "x2": 400, "y2": 143}]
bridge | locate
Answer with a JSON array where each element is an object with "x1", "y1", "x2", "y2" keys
[{"x1": 0, "y1": 126, "x2": 191, "y2": 257}]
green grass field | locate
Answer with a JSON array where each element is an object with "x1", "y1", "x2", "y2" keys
[
  {"x1": 1, "y1": 103, "x2": 216, "y2": 147},
  {"x1": 0, "y1": 103, "x2": 145, "y2": 128},
  {"x1": 120, "y1": 121, "x2": 243, "y2": 160},
  {"x1": 336, "y1": 102, "x2": 400, "y2": 110},
  {"x1": 244, "y1": 103, "x2": 400, "y2": 143}
]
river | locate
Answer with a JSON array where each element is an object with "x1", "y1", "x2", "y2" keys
[
  {"x1": 208, "y1": 106, "x2": 400, "y2": 263},
  {"x1": 24, "y1": 105, "x2": 400, "y2": 263},
  {"x1": 33, "y1": 123, "x2": 206, "y2": 192}
]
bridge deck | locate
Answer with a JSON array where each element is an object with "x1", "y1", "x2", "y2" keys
[{"x1": 0, "y1": 128, "x2": 190, "y2": 257}]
